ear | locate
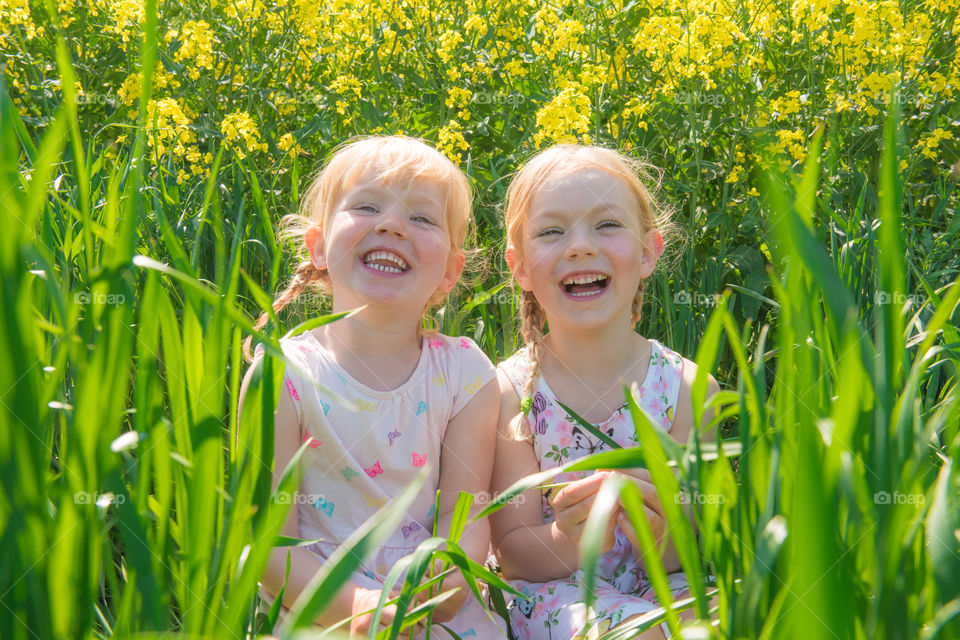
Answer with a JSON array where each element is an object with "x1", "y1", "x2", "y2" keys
[
  {"x1": 437, "y1": 252, "x2": 466, "y2": 294},
  {"x1": 505, "y1": 245, "x2": 532, "y2": 291},
  {"x1": 305, "y1": 225, "x2": 326, "y2": 270},
  {"x1": 639, "y1": 229, "x2": 663, "y2": 278}
]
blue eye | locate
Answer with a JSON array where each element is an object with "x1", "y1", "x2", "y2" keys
[
  {"x1": 411, "y1": 214, "x2": 437, "y2": 225},
  {"x1": 355, "y1": 204, "x2": 378, "y2": 213}
]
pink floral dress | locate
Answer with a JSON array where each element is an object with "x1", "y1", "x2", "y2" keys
[{"x1": 497, "y1": 339, "x2": 689, "y2": 640}]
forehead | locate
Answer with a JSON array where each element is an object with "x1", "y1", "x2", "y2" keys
[
  {"x1": 342, "y1": 169, "x2": 447, "y2": 208},
  {"x1": 528, "y1": 168, "x2": 636, "y2": 219}
]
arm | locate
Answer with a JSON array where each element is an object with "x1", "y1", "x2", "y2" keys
[
  {"x1": 430, "y1": 377, "x2": 500, "y2": 621},
  {"x1": 488, "y1": 371, "x2": 618, "y2": 582},
  {"x1": 240, "y1": 358, "x2": 399, "y2": 634}
]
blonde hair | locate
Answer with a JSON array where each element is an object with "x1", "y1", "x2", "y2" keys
[
  {"x1": 244, "y1": 136, "x2": 472, "y2": 360},
  {"x1": 503, "y1": 144, "x2": 675, "y2": 438}
]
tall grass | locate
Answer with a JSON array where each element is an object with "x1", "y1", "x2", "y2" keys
[{"x1": 2, "y1": 3, "x2": 960, "y2": 639}]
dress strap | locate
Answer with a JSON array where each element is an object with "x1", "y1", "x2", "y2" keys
[{"x1": 636, "y1": 340, "x2": 685, "y2": 432}]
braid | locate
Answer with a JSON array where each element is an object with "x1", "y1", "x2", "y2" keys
[
  {"x1": 520, "y1": 290, "x2": 546, "y2": 401},
  {"x1": 506, "y1": 290, "x2": 546, "y2": 440},
  {"x1": 242, "y1": 260, "x2": 326, "y2": 361},
  {"x1": 631, "y1": 280, "x2": 645, "y2": 326}
]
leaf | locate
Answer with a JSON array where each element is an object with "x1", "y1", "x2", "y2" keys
[{"x1": 555, "y1": 399, "x2": 622, "y2": 449}]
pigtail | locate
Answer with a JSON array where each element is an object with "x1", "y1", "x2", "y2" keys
[
  {"x1": 631, "y1": 280, "x2": 645, "y2": 326},
  {"x1": 506, "y1": 290, "x2": 547, "y2": 440},
  {"x1": 242, "y1": 259, "x2": 325, "y2": 361}
]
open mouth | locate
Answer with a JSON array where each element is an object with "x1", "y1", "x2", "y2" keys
[
  {"x1": 362, "y1": 250, "x2": 409, "y2": 274},
  {"x1": 560, "y1": 273, "x2": 609, "y2": 297}
]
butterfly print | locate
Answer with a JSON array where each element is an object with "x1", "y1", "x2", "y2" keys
[
  {"x1": 341, "y1": 467, "x2": 361, "y2": 481},
  {"x1": 365, "y1": 494, "x2": 385, "y2": 508},
  {"x1": 431, "y1": 374, "x2": 446, "y2": 387},
  {"x1": 312, "y1": 496, "x2": 334, "y2": 516},
  {"x1": 302, "y1": 432, "x2": 321, "y2": 448},
  {"x1": 412, "y1": 452, "x2": 426, "y2": 468},
  {"x1": 401, "y1": 522, "x2": 421, "y2": 539},
  {"x1": 460, "y1": 338, "x2": 470, "y2": 349},
  {"x1": 388, "y1": 430, "x2": 402, "y2": 446},
  {"x1": 513, "y1": 596, "x2": 535, "y2": 618},
  {"x1": 416, "y1": 400, "x2": 427, "y2": 416},
  {"x1": 463, "y1": 375, "x2": 481, "y2": 394},
  {"x1": 530, "y1": 391, "x2": 548, "y2": 435},
  {"x1": 570, "y1": 425, "x2": 614, "y2": 456},
  {"x1": 429, "y1": 338, "x2": 443, "y2": 349},
  {"x1": 365, "y1": 460, "x2": 383, "y2": 477},
  {"x1": 358, "y1": 398, "x2": 377, "y2": 412},
  {"x1": 283, "y1": 377, "x2": 300, "y2": 403}
]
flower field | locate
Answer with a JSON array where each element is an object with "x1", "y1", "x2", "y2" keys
[{"x1": 2, "y1": 0, "x2": 959, "y2": 638}]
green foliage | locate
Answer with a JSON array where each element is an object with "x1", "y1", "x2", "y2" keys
[{"x1": 2, "y1": 1, "x2": 960, "y2": 638}]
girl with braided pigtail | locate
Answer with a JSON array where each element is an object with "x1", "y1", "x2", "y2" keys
[
  {"x1": 240, "y1": 137, "x2": 506, "y2": 638},
  {"x1": 490, "y1": 145, "x2": 720, "y2": 640}
]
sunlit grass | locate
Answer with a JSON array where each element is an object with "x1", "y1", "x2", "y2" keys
[{"x1": 2, "y1": 1, "x2": 959, "y2": 638}]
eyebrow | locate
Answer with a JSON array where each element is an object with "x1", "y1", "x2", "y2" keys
[
  {"x1": 345, "y1": 187, "x2": 444, "y2": 211},
  {"x1": 532, "y1": 201, "x2": 629, "y2": 219}
]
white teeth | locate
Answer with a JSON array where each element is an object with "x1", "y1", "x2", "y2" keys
[
  {"x1": 561, "y1": 273, "x2": 606, "y2": 286},
  {"x1": 363, "y1": 251, "x2": 408, "y2": 270},
  {"x1": 367, "y1": 263, "x2": 403, "y2": 273}
]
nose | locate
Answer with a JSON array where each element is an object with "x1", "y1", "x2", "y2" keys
[
  {"x1": 564, "y1": 226, "x2": 596, "y2": 260},
  {"x1": 374, "y1": 207, "x2": 407, "y2": 238}
]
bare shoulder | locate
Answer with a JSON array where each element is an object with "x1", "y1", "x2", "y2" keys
[{"x1": 670, "y1": 356, "x2": 721, "y2": 445}]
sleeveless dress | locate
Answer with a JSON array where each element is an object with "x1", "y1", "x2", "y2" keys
[
  {"x1": 497, "y1": 339, "x2": 690, "y2": 640},
  {"x1": 262, "y1": 331, "x2": 507, "y2": 638}
]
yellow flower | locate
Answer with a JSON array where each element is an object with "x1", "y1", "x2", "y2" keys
[
  {"x1": 106, "y1": 0, "x2": 145, "y2": 46},
  {"x1": 438, "y1": 120, "x2": 469, "y2": 164},
  {"x1": 533, "y1": 85, "x2": 592, "y2": 147},
  {"x1": 172, "y1": 20, "x2": 217, "y2": 78},
  {"x1": 445, "y1": 87, "x2": 472, "y2": 110},
  {"x1": 438, "y1": 30, "x2": 463, "y2": 63},
  {"x1": 221, "y1": 110, "x2": 267, "y2": 159},
  {"x1": 278, "y1": 132, "x2": 298, "y2": 153}
]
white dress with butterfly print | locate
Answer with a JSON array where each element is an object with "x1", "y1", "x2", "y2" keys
[
  {"x1": 497, "y1": 339, "x2": 690, "y2": 640},
  {"x1": 276, "y1": 331, "x2": 502, "y2": 638}
]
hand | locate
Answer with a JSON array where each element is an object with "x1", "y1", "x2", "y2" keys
[
  {"x1": 550, "y1": 471, "x2": 621, "y2": 553},
  {"x1": 350, "y1": 587, "x2": 421, "y2": 638},
  {"x1": 612, "y1": 470, "x2": 668, "y2": 564}
]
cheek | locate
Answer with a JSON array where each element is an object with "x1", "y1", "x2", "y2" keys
[{"x1": 607, "y1": 237, "x2": 644, "y2": 263}]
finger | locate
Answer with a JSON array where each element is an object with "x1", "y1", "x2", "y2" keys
[
  {"x1": 618, "y1": 512, "x2": 639, "y2": 546},
  {"x1": 616, "y1": 467, "x2": 653, "y2": 483},
  {"x1": 553, "y1": 472, "x2": 609, "y2": 507},
  {"x1": 554, "y1": 493, "x2": 597, "y2": 526},
  {"x1": 614, "y1": 473, "x2": 665, "y2": 516}
]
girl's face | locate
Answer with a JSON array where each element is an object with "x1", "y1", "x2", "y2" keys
[
  {"x1": 507, "y1": 168, "x2": 662, "y2": 333},
  {"x1": 306, "y1": 172, "x2": 464, "y2": 316}
]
